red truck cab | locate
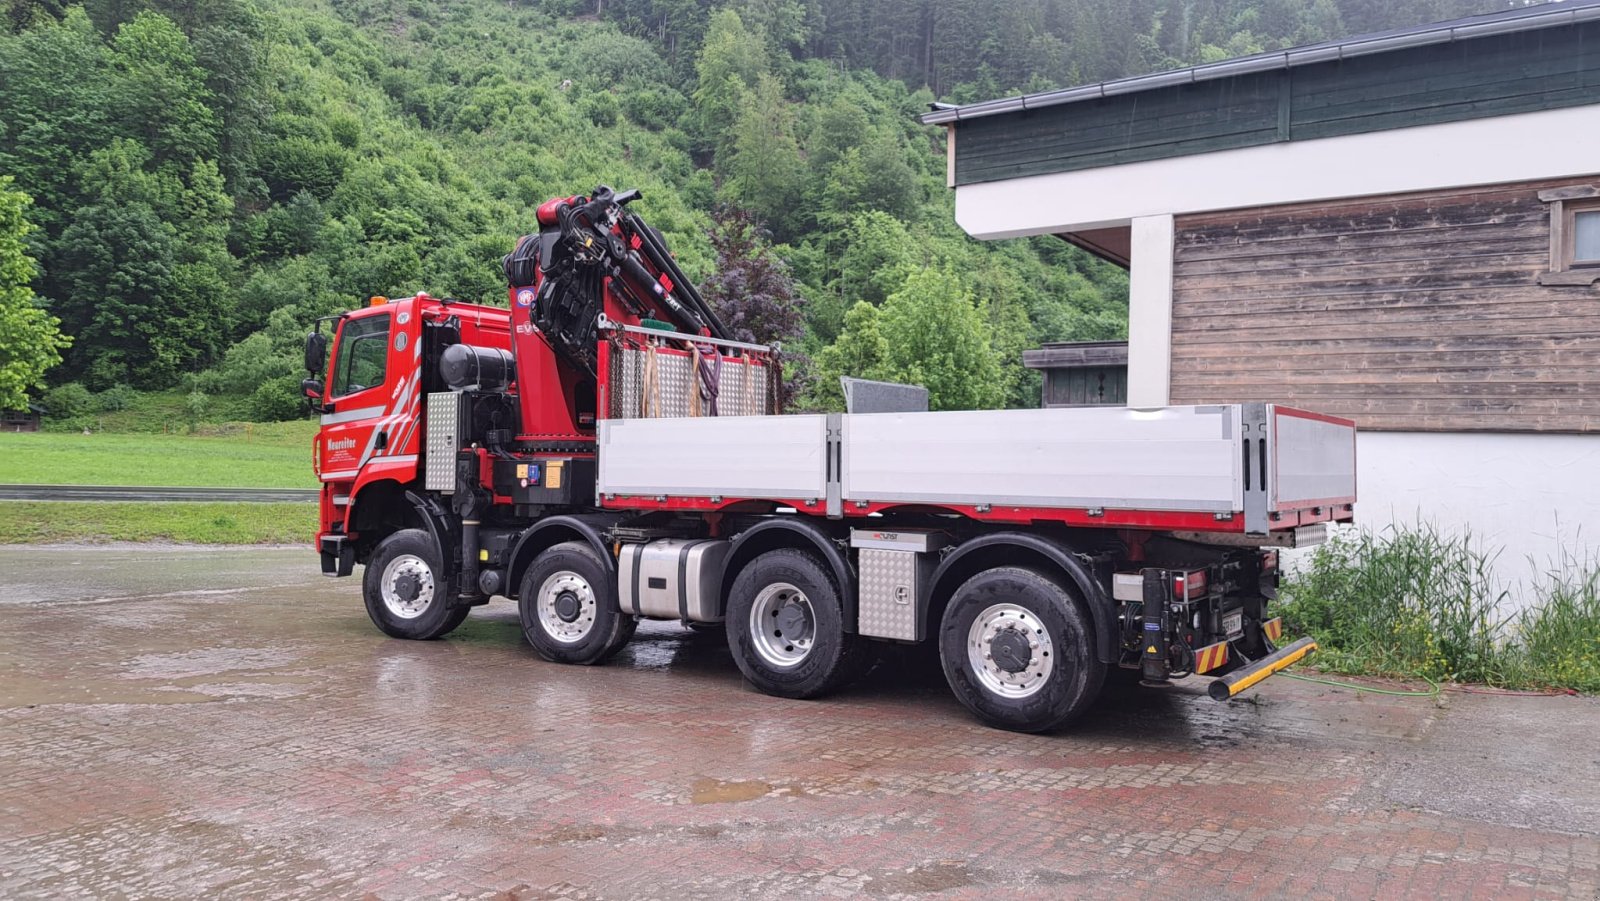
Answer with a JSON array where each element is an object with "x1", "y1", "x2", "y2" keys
[{"x1": 306, "y1": 293, "x2": 511, "y2": 575}]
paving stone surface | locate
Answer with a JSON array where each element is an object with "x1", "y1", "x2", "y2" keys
[{"x1": 1, "y1": 546, "x2": 1597, "y2": 899}]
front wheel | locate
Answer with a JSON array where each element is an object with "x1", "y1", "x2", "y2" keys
[
  {"x1": 938, "y1": 566, "x2": 1106, "y2": 733},
  {"x1": 362, "y1": 529, "x2": 469, "y2": 640},
  {"x1": 518, "y1": 542, "x2": 635, "y2": 665},
  {"x1": 726, "y1": 548, "x2": 873, "y2": 699}
]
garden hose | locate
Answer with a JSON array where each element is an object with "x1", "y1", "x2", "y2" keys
[{"x1": 1281, "y1": 672, "x2": 1441, "y2": 697}]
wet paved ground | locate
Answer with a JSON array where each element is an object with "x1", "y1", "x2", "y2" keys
[{"x1": 2, "y1": 546, "x2": 1597, "y2": 900}]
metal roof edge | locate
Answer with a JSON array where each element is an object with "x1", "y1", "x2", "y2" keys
[{"x1": 918, "y1": 1, "x2": 1600, "y2": 126}]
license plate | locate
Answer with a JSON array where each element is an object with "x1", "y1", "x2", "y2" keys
[{"x1": 1223, "y1": 612, "x2": 1243, "y2": 638}]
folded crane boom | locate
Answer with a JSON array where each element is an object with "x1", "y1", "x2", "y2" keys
[{"x1": 503, "y1": 186, "x2": 729, "y2": 380}]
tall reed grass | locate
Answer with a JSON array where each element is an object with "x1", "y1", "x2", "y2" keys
[{"x1": 1278, "y1": 522, "x2": 1600, "y2": 692}]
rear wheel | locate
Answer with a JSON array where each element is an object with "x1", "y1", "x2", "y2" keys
[
  {"x1": 518, "y1": 542, "x2": 634, "y2": 665},
  {"x1": 939, "y1": 566, "x2": 1106, "y2": 733},
  {"x1": 726, "y1": 548, "x2": 872, "y2": 699},
  {"x1": 363, "y1": 529, "x2": 469, "y2": 640}
]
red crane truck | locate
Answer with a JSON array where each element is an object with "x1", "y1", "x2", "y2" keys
[{"x1": 303, "y1": 187, "x2": 1355, "y2": 733}]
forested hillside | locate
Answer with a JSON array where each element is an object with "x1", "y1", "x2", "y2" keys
[{"x1": 0, "y1": 0, "x2": 1513, "y2": 419}]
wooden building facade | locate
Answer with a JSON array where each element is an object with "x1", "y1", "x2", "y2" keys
[
  {"x1": 931, "y1": 1, "x2": 1600, "y2": 576},
  {"x1": 1169, "y1": 177, "x2": 1600, "y2": 433}
]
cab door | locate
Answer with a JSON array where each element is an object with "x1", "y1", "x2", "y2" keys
[{"x1": 319, "y1": 311, "x2": 394, "y2": 481}]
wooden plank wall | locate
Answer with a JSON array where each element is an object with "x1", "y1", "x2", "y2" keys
[
  {"x1": 954, "y1": 21, "x2": 1600, "y2": 186},
  {"x1": 955, "y1": 73, "x2": 1282, "y2": 185},
  {"x1": 1169, "y1": 177, "x2": 1600, "y2": 433},
  {"x1": 1044, "y1": 367, "x2": 1127, "y2": 407}
]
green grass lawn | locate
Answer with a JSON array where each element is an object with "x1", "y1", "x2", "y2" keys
[
  {"x1": 0, "y1": 502, "x2": 316, "y2": 544},
  {"x1": 0, "y1": 424, "x2": 318, "y2": 487}
]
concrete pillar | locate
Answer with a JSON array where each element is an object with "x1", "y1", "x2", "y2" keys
[{"x1": 1127, "y1": 214, "x2": 1175, "y2": 407}]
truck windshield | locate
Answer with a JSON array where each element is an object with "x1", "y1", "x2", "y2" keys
[{"x1": 331, "y1": 314, "x2": 390, "y2": 397}]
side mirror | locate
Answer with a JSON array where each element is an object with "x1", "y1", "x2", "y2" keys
[
  {"x1": 304, "y1": 332, "x2": 328, "y2": 375},
  {"x1": 301, "y1": 378, "x2": 326, "y2": 414}
]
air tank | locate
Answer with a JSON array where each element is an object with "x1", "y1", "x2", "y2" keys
[{"x1": 440, "y1": 343, "x2": 514, "y2": 392}]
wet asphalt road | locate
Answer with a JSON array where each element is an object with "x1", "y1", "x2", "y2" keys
[{"x1": 1, "y1": 545, "x2": 1597, "y2": 899}]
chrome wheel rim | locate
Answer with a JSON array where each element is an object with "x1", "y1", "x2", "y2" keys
[
  {"x1": 536, "y1": 570, "x2": 597, "y2": 644},
  {"x1": 967, "y1": 603, "x2": 1055, "y2": 699},
  {"x1": 749, "y1": 582, "x2": 815, "y2": 668},
  {"x1": 380, "y1": 554, "x2": 435, "y2": 620}
]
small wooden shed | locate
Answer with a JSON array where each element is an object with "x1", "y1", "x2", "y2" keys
[
  {"x1": 2, "y1": 403, "x2": 44, "y2": 433},
  {"x1": 1023, "y1": 341, "x2": 1128, "y2": 408}
]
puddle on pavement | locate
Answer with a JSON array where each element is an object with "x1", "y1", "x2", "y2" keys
[
  {"x1": 122, "y1": 647, "x2": 302, "y2": 679},
  {"x1": 690, "y1": 777, "x2": 773, "y2": 804},
  {"x1": 1, "y1": 672, "x2": 219, "y2": 707},
  {"x1": 866, "y1": 861, "x2": 977, "y2": 895}
]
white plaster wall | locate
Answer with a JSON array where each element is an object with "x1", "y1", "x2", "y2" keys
[{"x1": 1344, "y1": 431, "x2": 1600, "y2": 597}]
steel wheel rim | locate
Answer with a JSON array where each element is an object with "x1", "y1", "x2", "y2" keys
[
  {"x1": 536, "y1": 570, "x2": 597, "y2": 644},
  {"x1": 749, "y1": 581, "x2": 815, "y2": 668},
  {"x1": 967, "y1": 603, "x2": 1055, "y2": 699},
  {"x1": 380, "y1": 554, "x2": 435, "y2": 620}
]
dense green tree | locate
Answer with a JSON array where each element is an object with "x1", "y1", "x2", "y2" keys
[
  {"x1": 816, "y1": 135, "x2": 919, "y2": 226},
  {"x1": 719, "y1": 72, "x2": 806, "y2": 239},
  {"x1": 0, "y1": 179, "x2": 70, "y2": 410},
  {"x1": 0, "y1": 9, "x2": 113, "y2": 232},
  {"x1": 810, "y1": 265, "x2": 1002, "y2": 411},
  {"x1": 52, "y1": 201, "x2": 182, "y2": 388},
  {"x1": 808, "y1": 298, "x2": 887, "y2": 410},
  {"x1": 874, "y1": 265, "x2": 1003, "y2": 411},
  {"x1": 109, "y1": 12, "x2": 219, "y2": 167},
  {"x1": 805, "y1": 93, "x2": 871, "y2": 174},
  {"x1": 691, "y1": 8, "x2": 766, "y2": 154}
]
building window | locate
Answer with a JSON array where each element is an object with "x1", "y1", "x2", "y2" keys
[
  {"x1": 1539, "y1": 186, "x2": 1600, "y2": 285},
  {"x1": 1571, "y1": 202, "x2": 1600, "y2": 268}
]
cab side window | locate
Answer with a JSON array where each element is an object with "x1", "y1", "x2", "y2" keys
[{"x1": 331, "y1": 314, "x2": 390, "y2": 398}]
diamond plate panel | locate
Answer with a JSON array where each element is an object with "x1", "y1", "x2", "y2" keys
[
  {"x1": 424, "y1": 391, "x2": 462, "y2": 492},
  {"x1": 658, "y1": 353, "x2": 691, "y2": 418},
  {"x1": 612, "y1": 347, "x2": 771, "y2": 419},
  {"x1": 857, "y1": 548, "x2": 918, "y2": 641},
  {"x1": 721, "y1": 359, "x2": 770, "y2": 417}
]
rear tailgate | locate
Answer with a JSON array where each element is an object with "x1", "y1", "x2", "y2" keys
[{"x1": 1253, "y1": 405, "x2": 1356, "y2": 531}]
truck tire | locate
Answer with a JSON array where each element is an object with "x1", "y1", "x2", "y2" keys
[
  {"x1": 938, "y1": 566, "x2": 1106, "y2": 733},
  {"x1": 363, "y1": 529, "x2": 469, "y2": 640},
  {"x1": 518, "y1": 541, "x2": 634, "y2": 665},
  {"x1": 726, "y1": 548, "x2": 872, "y2": 699}
]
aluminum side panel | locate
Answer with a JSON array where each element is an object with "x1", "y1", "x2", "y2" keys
[
  {"x1": 598, "y1": 415, "x2": 828, "y2": 499},
  {"x1": 1272, "y1": 409, "x2": 1357, "y2": 508},
  {"x1": 841, "y1": 406, "x2": 1243, "y2": 512}
]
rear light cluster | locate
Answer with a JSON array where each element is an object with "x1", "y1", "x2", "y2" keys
[
  {"x1": 1260, "y1": 550, "x2": 1279, "y2": 572},
  {"x1": 1173, "y1": 570, "x2": 1207, "y2": 599}
]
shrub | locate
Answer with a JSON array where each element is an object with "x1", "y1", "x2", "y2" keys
[
  {"x1": 184, "y1": 389, "x2": 210, "y2": 433},
  {"x1": 44, "y1": 382, "x2": 94, "y2": 419},
  {"x1": 623, "y1": 87, "x2": 688, "y2": 131},
  {"x1": 580, "y1": 91, "x2": 620, "y2": 128},
  {"x1": 561, "y1": 31, "x2": 672, "y2": 88},
  {"x1": 248, "y1": 375, "x2": 307, "y2": 422},
  {"x1": 95, "y1": 384, "x2": 138, "y2": 412}
]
